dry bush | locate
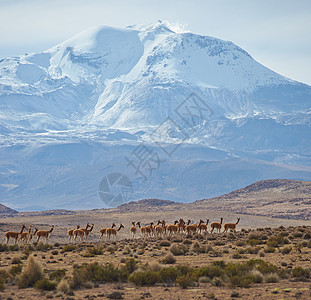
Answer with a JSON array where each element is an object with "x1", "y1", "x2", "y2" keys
[
  {"x1": 18, "y1": 255, "x2": 43, "y2": 288},
  {"x1": 149, "y1": 262, "x2": 162, "y2": 272},
  {"x1": 57, "y1": 278, "x2": 70, "y2": 294},
  {"x1": 169, "y1": 244, "x2": 187, "y2": 256},
  {"x1": 159, "y1": 240, "x2": 171, "y2": 247},
  {"x1": 161, "y1": 253, "x2": 176, "y2": 264},
  {"x1": 264, "y1": 273, "x2": 279, "y2": 283}
]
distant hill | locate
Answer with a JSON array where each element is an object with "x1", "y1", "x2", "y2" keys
[
  {"x1": 0, "y1": 203, "x2": 18, "y2": 215},
  {"x1": 190, "y1": 179, "x2": 311, "y2": 220},
  {"x1": 113, "y1": 199, "x2": 179, "y2": 213},
  {"x1": 17, "y1": 209, "x2": 77, "y2": 217}
]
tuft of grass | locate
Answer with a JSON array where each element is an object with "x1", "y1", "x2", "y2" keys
[
  {"x1": 11, "y1": 257, "x2": 22, "y2": 264},
  {"x1": 36, "y1": 241, "x2": 51, "y2": 251},
  {"x1": 190, "y1": 241, "x2": 205, "y2": 254},
  {"x1": 161, "y1": 253, "x2": 176, "y2": 264},
  {"x1": 176, "y1": 274, "x2": 195, "y2": 289},
  {"x1": 292, "y1": 267, "x2": 310, "y2": 280},
  {"x1": 264, "y1": 273, "x2": 279, "y2": 283},
  {"x1": 281, "y1": 246, "x2": 292, "y2": 254},
  {"x1": 0, "y1": 270, "x2": 8, "y2": 291},
  {"x1": 34, "y1": 278, "x2": 57, "y2": 291},
  {"x1": 49, "y1": 269, "x2": 66, "y2": 282},
  {"x1": 51, "y1": 250, "x2": 59, "y2": 255},
  {"x1": 9, "y1": 265, "x2": 23, "y2": 277},
  {"x1": 57, "y1": 278, "x2": 70, "y2": 294},
  {"x1": 169, "y1": 244, "x2": 187, "y2": 256},
  {"x1": 0, "y1": 244, "x2": 9, "y2": 252},
  {"x1": 159, "y1": 240, "x2": 171, "y2": 247},
  {"x1": 62, "y1": 245, "x2": 76, "y2": 252},
  {"x1": 18, "y1": 255, "x2": 43, "y2": 288}
]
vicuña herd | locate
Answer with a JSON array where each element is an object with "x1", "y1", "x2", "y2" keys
[{"x1": 3, "y1": 218, "x2": 240, "y2": 244}]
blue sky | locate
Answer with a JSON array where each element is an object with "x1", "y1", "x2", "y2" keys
[{"x1": 0, "y1": 0, "x2": 310, "y2": 85}]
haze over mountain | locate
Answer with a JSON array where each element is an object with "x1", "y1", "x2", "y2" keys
[{"x1": 0, "y1": 21, "x2": 310, "y2": 211}]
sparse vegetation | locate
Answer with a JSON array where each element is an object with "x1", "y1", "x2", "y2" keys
[{"x1": 18, "y1": 255, "x2": 43, "y2": 288}]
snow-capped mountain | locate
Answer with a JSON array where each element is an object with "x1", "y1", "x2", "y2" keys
[{"x1": 0, "y1": 21, "x2": 310, "y2": 211}]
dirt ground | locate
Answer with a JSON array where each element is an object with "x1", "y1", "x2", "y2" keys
[{"x1": 0, "y1": 209, "x2": 311, "y2": 299}]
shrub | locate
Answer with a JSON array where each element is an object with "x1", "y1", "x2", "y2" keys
[
  {"x1": 169, "y1": 244, "x2": 187, "y2": 256},
  {"x1": 183, "y1": 239, "x2": 192, "y2": 245},
  {"x1": 62, "y1": 245, "x2": 76, "y2": 252},
  {"x1": 49, "y1": 269, "x2": 66, "y2": 282},
  {"x1": 232, "y1": 253, "x2": 242, "y2": 259},
  {"x1": 149, "y1": 262, "x2": 162, "y2": 272},
  {"x1": 159, "y1": 240, "x2": 171, "y2": 247},
  {"x1": 176, "y1": 274, "x2": 195, "y2": 289},
  {"x1": 0, "y1": 270, "x2": 8, "y2": 291},
  {"x1": 0, "y1": 244, "x2": 9, "y2": 252},
  {"x1": 18, "y1": 255, "x2": 43, "y2": 288},
  {"x1": 264, "y1": 274, "x2": 279, "y2": 283},
  {"x1": 107, "y1": 246, "x2": 115, "y2": 254},
  {"x1": 303, "y1": 233, "x2": 311, "y2": 239},
  {"x1": 267, "y1": 235, "x2": 289, "y2": 247},
  {"x1": 129, "y1": 271, "x2": 160, "y2": 286},
  {"x1": 34, "y1": 278, "x2": 57, "y2": 291},
  {"x1": 159, "y1": 267, "x2": 180, "y2": 283},
  {"x1": 292, "y1": 267, "x2": 310, "y2": 280},
  {"x1": 293, "y1": 232, "x2": 303, "y2": 238},
  {"x1": 123, "y1": 258, "x2": 138, "y2": 274},
  {"x1": 190, "y1": 241, "x2": 205, "y2": 254},
  {"x1": 264, "y1": 247, "x2": 275, "y2": 253},
  {"x1": 11, "y1": 257, "x2": 22, "y2": 264},
  {"x1": 247, "y1": 239, "x2": 261, "y2": 247},
  {"x1": 161, "y1": 253, "x2": 176, "y2": 264},
  {"x1": 198, "y1": 276, "x2": 210, "y2": 283},
  {"x1": 9, "y1": 244, "x2": 19, "y2": 251},
  {"x1": 9, "y1": 264, "x2": 23, "y2": 277},
  {"x1": 57, "y1": 278, "x2": 70, "y2": 294},
  {"x1": 193, "y1": 264, "x2": 224, "y2": 280},
  {"x1": 249, "y1": 270, "x2": 263, "y2": 283},
  {"x1": 281, "y1": 246, "x2": 292, "y2": 254},
  {"x1": 211, "y1": 277, "x2": 224, "y2": 287},
  {"x1": 246, "y1": 246, "x2": 260, "y2": 254},
  {"x1": 230, "y1": 274, "x2": 256, "y2": 288},
  {"x1": 72, "y1": 262, "x2": 128, "y2": 288},
  {"x1": 51, "y1": 250, "x2": 59, "y2": 255},
  {"x1": 36, "y1": 242, "x2": 50, "y2": 251}
]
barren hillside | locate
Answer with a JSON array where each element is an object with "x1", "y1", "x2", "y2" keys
[{"x1": 190, "y1": 179, "x2": 311, "y2": 220}]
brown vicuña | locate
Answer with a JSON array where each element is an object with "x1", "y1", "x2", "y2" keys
[
  {"x1": 107, "y1": 224, "x2": 124, "y2": 240},
  {"x1": 68, "y1": 225, "x2": 80, "y2": 243},
  {"x1": 130, "y1": 222, "x2": 137, "y2": 238},
  {"x1": 223, "y1": 218, "x2": 240, "y2": 233},
  {"x1": 74, "y1": 223, "x2": 89, "y2": 243},
  {"x1": 36, "y1": 225, "x2": 54, "y2": 243},
  {"x1": 99, "y1": 223, "x2": 116, "y2": 240},
  {"x1": 211, "y1": 218, "x2": 223, "y2": 233},
  {"x1": 5, "y1": 225, "x2": 26, "y2": 244},
  {"x1": 84, "y1": 223, "x2": 94, "y2": 240}
]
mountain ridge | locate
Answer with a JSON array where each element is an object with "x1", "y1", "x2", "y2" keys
[{"x1": 0, "y1": 21, "x2": 310, "y2": 210}]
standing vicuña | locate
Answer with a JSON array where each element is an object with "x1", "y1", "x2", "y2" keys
[
  {"x1": 223, "y1": 218, "x2": 240, "y2": 233},
  {"x1": 36, "y1": 225, "x2": 54, "y2": 243},
  {"x1": 210, "y1": 218, "x2": 223, "y2": 233},
  {"x1": 5, "y1": 225, "x2": 26, "y2": 244},
  {"x1": 130, "y1": 222, "x2": 137, "y2": 238},
  {"x1": 107, "y1": 224, "x2": 124, "y2": 240}
]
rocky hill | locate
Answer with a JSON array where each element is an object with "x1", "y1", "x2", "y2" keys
[
  {"x1": 0, "y1": 203, "x2": 18, "y2": 216},
  {"x1": 190, "y1": 179, "x2": 311, "y2": 220}
]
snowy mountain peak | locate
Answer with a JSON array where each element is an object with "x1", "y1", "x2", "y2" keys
[
  {"x1": 0, "y1": 22, "x2": 309, "y2": 133},
  {"x1": 0, "y1": 22, "x2": 310, "y2": 210}
]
